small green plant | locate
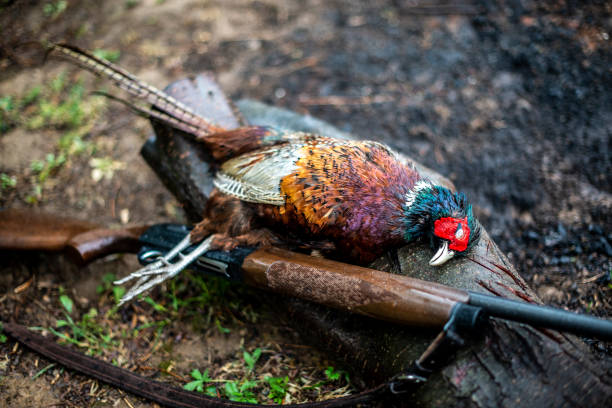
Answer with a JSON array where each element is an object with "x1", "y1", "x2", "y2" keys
[
  {"x1": 25, "y1": 185, "x2": 43, "y2": 204},
  {"x1": 224, "y1": 379, "x2": 258, "y2": 403},
  {"x1": 112, "y1": 286, "x2": 126, "y2": 304},
  {"x1": 96, "y1": 273, "x2": 125, "y2": 304},
  {"x1": 31, "y1": 153, "x2": 66, "y2": 183},
  {"x1": 89, "y1": 157, "x2": 126, "y2": 182},
  {"x1": 59, "y1": 294, "x2": 74, "y2": 314},
  {"x1": 22, "y1": 86, "x2": 41, "y2": 106},
  {"x1": 43, "y1": 0, "x2": 67, "y2": 19},
  {"x1": 0, "y1": 95, "x2": 13, "y2": 110},
  {"x1": 265, "y1": 375, "x2": 289, "y2": 403},
  {"x1": 96, "y1": 273, "x2": 115, "y2": 294},
  {"x1": 0, "y1": 173, "x2": 16, "y2": 190},
  {"x1": 243, "y1": 348, "x2": 261, "y2": 372},
  {"x1": 215, "y1": 318, "x2": 231, "y2": 334},
  {"x1": 14, "y1": 72, "x2": 105, "y2": 203},
  {"x1": 27, "y1": 81, "x2": 87, "y2": 130},
  {"x1": 184, "y1": 369, "x2": 216, "y2": 394},
  {"x1": 31, "y1": 363, "x2": 56, "y2": 380},
  {"x1": 0, "y1": 95, "x2": 15, "y2": 133},
  {"x1": 144, "y1": 296, "x2": 168, "y2": 313},
  {"x1": 93, "y1": 49, "x2": 121, "y2": 63},
  {"x1": 0, "y1": 322, "x2": 7, "y2": 343},
  {"x1": 49, "y1": 292, "x2": 118, "y2": 355},
  {"x1": 324, "y1": 366, "x2": 349, "y2": 383}
]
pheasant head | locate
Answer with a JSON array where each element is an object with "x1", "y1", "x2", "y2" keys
[{"x1": 403, "y1": 181, "x2": 481, "y2": 266}]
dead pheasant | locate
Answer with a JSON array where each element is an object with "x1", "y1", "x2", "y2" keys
[{"x1": 50, "y1": 44, "x2": 481, "y2": 303}]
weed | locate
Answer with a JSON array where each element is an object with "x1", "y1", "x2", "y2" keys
[
  {"x1": 25, "y1": 185, "x2": 43, "y2": 204},
  {"x1": 27, "y1": 81, "x2": 87, "y2": 130},
  {"x1": 184, "y1": 369, "x2": 216, "y2": 394},
  {"x1": 265, "y1": 375, "x2": 289, "y2": 403},
  {"x1": 5, "y1": 71, "x2": 106, "y2": 203},
  {"x1": 113, "y1": 286, "x2": 126, "y2": 304},
  {"x1": 224, "y1": 379, "x2": 258, "y2": 403},
  {"x1": 59, "y1": 294, "x2": 74, "y2": 314},
  {"x1": 243, "y1": 348, "x2": 261, "y2": 372},
  {"x1": 43, "y1": 0, "x2": 67, "y2": 19},
  {"x1": 302, "y1": 365, "x2": 351, "y2": 392},
  {"x1": 0, "y1": 173, "x2": 17, "y2": 190},
  {"x1": 22, "y1": 86, "x2": 42, "y2": 106},
  {"x1": 96, "y1": 273, "x2": 125, "y2": 304},
  {"x1": 215, "y1": 318, "x2": 231, "y2": 334},
  {"x1": 31, "y1": 363, "x2": 56, "y2": 380},
  {"x1": 93, "y1": 49, "x2": 121, "y2": 63},
  {"x1": 49, "y1": 293, "x2": 118, "y2": 355},
  {"x1": 325, "y1": 366, "x2": 350, "y2": 384},
  {"x1": 89, "y1": 157, "x2": 126, "y2": 182},
  {"x1": 96, "y1": 273, "x2": 115, "y2": 294},
  {"x1": 162, "y1": 270, "x2": 260, "y2": 330},
  {"x1": 31, "y1": 153, "x2": 66, "y2": 184},
  {"x1": 0, "y1": 95, "x2": 15, "y2": 133},
  {"x1": 144, "y1": 296, "x2": 168, "y2": 313}
]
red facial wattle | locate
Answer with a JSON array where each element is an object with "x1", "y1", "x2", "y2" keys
[{"x1": 433, "y1": 217, "x2": 470, "y2": 252}]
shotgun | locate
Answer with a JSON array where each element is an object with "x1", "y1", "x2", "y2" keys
[
  {"x1": 0, "y1": 208, "x2": 148, "y2": 264},
  {"x1": 1, "y1": 209, "x2": 611, "y2": 339}
]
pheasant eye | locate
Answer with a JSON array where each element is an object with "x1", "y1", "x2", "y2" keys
[{"x1": 455, "y1": 223, "x2": 464, "y2": 239}]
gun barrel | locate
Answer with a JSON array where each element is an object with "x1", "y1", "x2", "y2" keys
[{"x1": 468, "y1": 292, "x2": 612, "y2": 340}]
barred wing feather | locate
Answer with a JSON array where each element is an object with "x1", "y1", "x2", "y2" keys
[{"x1": 213, "y1": 144, "x2": 302, "y2": 205}]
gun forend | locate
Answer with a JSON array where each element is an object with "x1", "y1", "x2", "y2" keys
[{"x1": 241, "y1": 247, "x2": 469, "y2": 328}]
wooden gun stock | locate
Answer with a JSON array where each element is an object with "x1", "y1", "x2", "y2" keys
[{"x1": 0, "y1": 209, "x2": 148, "y2": 264}]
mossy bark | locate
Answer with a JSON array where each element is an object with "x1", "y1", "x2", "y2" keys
[{"x1": 141, "y1": 75, "x2": 612, "y2": 407}]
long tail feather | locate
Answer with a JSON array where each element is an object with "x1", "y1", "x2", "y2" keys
[
  {"x1": 50, "y1": 43, "x2": 224, "y2": 137},
  {"x1": 91, "y1": 91, "x2": 206, "y2": 137}
]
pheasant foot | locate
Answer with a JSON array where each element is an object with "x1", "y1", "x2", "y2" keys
[{"x1": 115, "y1": 234, "x2": 214, "y2": 306}]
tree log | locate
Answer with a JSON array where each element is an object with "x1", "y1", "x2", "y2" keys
[{"x1": 141, "y1": 74, "x2": 612, "y2": 407}]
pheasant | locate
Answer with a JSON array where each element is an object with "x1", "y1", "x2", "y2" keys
[{"x1": 50, "y1": 44, "x2": 481, "y2": 303}]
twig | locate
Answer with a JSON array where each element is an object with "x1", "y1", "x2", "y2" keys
[
  {"x1": 298, "y1": 95, "x2": 394, "y2": 106},
  {"x1": 579, "y1": 272, "x2": 605, "y2": 284}
]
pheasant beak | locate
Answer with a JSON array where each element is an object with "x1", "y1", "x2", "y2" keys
[{"x1": 429, "y1": 240, "x2": 455, "y2": 266}]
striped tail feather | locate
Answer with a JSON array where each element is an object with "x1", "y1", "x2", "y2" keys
[
  {"x1": 50, "y1": 43, "x2": 224, "y2": 137},
  {"x1": 92, "y1": 91, "x2": 209, "y2": 138}
]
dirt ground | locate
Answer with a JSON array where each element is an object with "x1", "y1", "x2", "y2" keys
[{"x1": 0, "y1": 0, "x2": 610, "y2": 406}]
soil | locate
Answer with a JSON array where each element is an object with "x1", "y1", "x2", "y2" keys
[{"x1": 0, "y1": 0, "x2": 610, "y2": 406}]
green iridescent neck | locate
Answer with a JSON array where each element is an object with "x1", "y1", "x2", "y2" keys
[{"x1": 402, "y1": 184, "x2": 479, "y2": 247}]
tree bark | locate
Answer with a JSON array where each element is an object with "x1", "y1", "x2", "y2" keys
[{"x1": 141, "y1": 74, "x2": 612, "y2": 407}]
